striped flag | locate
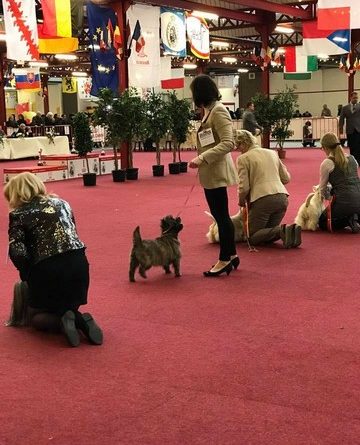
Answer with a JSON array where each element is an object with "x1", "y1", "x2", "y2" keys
[
  {"x1": 13, "y1": 67, "x2": 40, "y2": 91},
  {"x1": 38, "y1": 24, "x2": 78, "y2": 54},
  {"x1": 317, "y1": 0, "x2": 360, "y2": 30},
  {"x1": 302, "y1": 21, "x2": 350, "y2": 55},
  {"x1": 2, "y1": 0, "x2": 39, "y2": 61},
  {"x1": 284, "y1": 47, "x2": 318, "y2": 73},
  {"x1": 41, "y1": 0, "x2": 83, "y2": 37}
]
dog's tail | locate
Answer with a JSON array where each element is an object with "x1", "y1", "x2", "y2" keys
[
  {"x1": 133, "y1": 226, "x2": 142, "y2": 246},
  {"x1": 204, "y1": 211, "x2": 216, "y2": 222}
]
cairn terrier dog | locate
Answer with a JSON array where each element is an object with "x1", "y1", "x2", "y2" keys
[{"x1": 129, "y1": 215, "x2": 183, "y2": 282}]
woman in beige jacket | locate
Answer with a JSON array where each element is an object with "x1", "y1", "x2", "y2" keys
[
  {"x1": 189, "y1": 75, "x2": 239, "y2": 277},
  {"x1": 236, "y1": 130, "x2": 301, "y2": 248}
]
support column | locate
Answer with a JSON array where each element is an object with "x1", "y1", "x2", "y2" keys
[
  {"x1": 41, "y1": 74, "x2": 49, "y2": 114},
  {"x1": 113, "y1": 0, "x2": 130, "y2": 169},
  {"x1": 348, "y1": 30, "x2": 360, "y2": 101},
  {"x1": 255, "y1": 12, "x2": 276, "y2": 148},
  {"x1": 0, "y1": 53, "x2": 7, "y2": 129}
]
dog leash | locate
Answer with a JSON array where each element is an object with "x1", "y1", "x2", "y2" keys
[
  {"x1": 176, "y1": 170, "x2": 199, "y2": 217},
  {"x1": 242, "y1": 202, "x2": 258, "y2": 252},
  {"x1": 326, "y1": 196, "x2": 334, "y2": 233}
]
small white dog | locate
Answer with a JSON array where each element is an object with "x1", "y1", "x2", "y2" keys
[
  {"x1": 205, "y1": 209, "x2": 247, "y2": 243},
  {"x1": 294, "y1": 186, "x2": 325, "y2": 231}
]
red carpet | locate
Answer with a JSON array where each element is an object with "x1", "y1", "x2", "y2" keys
[{"x1": 0, "y1": 149, "x2": 359, "y2": 444}]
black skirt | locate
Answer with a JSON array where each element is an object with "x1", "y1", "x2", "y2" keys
[{"x1": 27, "y1": 249, "x2": 89, "y2": 314}]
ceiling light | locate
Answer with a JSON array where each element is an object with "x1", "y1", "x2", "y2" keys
[
  {"x1": 222, "y1": 57, "x2": 237, "y2": 63},
  {"x1": 238, "y1": 68, "x2": 249, "y2": 73},
  {"x1": 88, "y1": 44, "x2": 100, "y2": 50},
  {"x1": 183, "y1": 63, "x2": 197, "y2": 70},
  {"x1": 275, "y1": 25, "x2": 295, "y2": 34},
  {"x1": 72, "y1": 72, "x2": 88, "y2": 77},
  {"x1": 211, "y1": 41, "x2": 230, "y2": 47},
  {"x1": 29, "y1": 61, "x2": 48, "y2": 67},
  {"x1": 192, "y1": 10, "x2": 218, "y2": 20},
  {"x1": 54, "y1": 54, "x2": 77, "y2": 60}
]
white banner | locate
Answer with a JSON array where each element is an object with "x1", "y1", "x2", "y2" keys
[
  {"x1": 127, "y1": 4, "x2": 161, "y2": 89},
  {"x1": 186, "y1": 14, "x2": 209, "y2": 60},
  {"x1": 77, "y1": 78, "x2": 93, "y2": 100},
  {"x1": 2, "y1": 0, "x2": 39, "y2": 61}
]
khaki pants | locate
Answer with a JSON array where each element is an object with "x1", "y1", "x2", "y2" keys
[{"x1": 248, "y1": 194, "x2": 288, "y2": 245}]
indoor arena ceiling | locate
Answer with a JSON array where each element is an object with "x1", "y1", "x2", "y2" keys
[{"x1": 0, "y1": 0, "x2": 343, "y2": 76}]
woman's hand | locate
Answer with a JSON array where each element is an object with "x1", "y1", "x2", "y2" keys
[{"x1": 189, "y1": 156, "x2": 203, "y2": 169}]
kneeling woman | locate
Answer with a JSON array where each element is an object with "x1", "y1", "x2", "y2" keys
[
  {"x1": 318, "y1": 132, "x2": 360, "y2": 232},
  {"x1": 4, "y1": 172, "x2": 103, "y2": 347}
]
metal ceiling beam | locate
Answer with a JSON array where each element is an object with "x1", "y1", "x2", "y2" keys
[
  {"x1": 141, "y1": 0, "x2": 263, "y2": 24},
  {"x1": 227, "y1": 0, "x2": 312, "y2": 19}
]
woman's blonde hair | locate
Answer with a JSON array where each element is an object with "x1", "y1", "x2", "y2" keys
[
  {"x1": 4, "y1": 172, "x2": 48, "y2": 209},
  {"x1": 320, "y1": 132, "x2": 348, "y2": 172},
  {"x1": 234, "y1": 129, "x2": 259, "y2": 150}
]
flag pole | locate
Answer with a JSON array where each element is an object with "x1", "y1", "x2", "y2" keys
[{"x1": 0, "y1": 52, "x2": 6, "y2": 129}]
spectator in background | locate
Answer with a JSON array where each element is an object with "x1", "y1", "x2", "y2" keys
[
  {"x1": 45, "y1": 112, "x2": 55, "y2": 126},
  {"x1": 293, "y1": 109, "x2": 302, "y2": 118},
  {"x1": 302, "y1": 111, "x2": 312, "y2": 117},
  {"x1": 11, "y1": 123, "x2": 32, "y2": 138},
  {"x1": 302, "y1": 121, "x2": 315, "y2": 147},
  {"x1": 226, "y1": 107, "x2": 235, "y2": 120},
  {"x1": 234, "y1": 108, "x2": 242, "y2": 119},
  {"x1": 243, "y1": 101, "x2": 262, "y2": 136},
  {"x1": 31, "y1": 112, "x2": 44, "y2": 126},
  {"x1": 339, "y1": 91, "x2": 360, "y2": 164},
  {"x1": 6, "y1": 114, "x2": 18, "y2": 128},
  {"x1": 337, "y1": 104, "x2": 343, "y2": 117},
  {"x1": 321, "y1": 104, "x2": 332, "y2": 117},
  {"x1": 17, "y1": 114, "x2": 26, "y2": 126},
  {"x1": 54, "y1": 114, "x2": 63, "y2": 125},
  {"x1": 61, "y1": 114, "x2": 70, "y2": 125}
]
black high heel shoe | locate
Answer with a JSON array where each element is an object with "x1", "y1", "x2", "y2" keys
[
  {"x1": 231, "y1": 256, "x2": 240, "y2": 270},
  {"x1": 203, "y1": 262, "x2": 233, "y2": 277}
]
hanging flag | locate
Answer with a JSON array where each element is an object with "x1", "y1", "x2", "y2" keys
[
  {"x1": 13, "y1": 67, "x2": 40, "y2": 91},
  {"x1": 160, "y1": 7, "x2": 186, "y2": 57},
  {"x1": 346, "y1": 53, "x2": 352, "y2": 71},
  {"x1": 353, "y1": 57, "x2": 360, "y2": 70},
  {"x1": 127, "y1": 4, "x2": 161, "y2": 88},
  {"x1": 264, "y1": 46, "x2": 272, "y2": 66},
  {"x1": 2, "y1": 0, "x2": 39, "y2": 61},
  {"x1": 284, "y1": 73, "x2": 312, "y2": 80},
  {"x1": 273, "y1": 48, "x2": 283, "y2": 66},
  {"x1": 302, "y1": 21, "x2": 350, "y2": 55},
  {"x1": 339, "y1": 56, "x2": 345, "y2": 70},
  {"x1": 113, "y1": 24, "x2": 123, "y2": 60},
  {"x1": 87, "y1": 1, "x2": 119, "y2": 95},
  {"x1": 77, "y1": 77, "x2": 93, "y2": 99},
  {"x1": 38, "y1": 24, "x2": 78, "y2": 54},
  {"x1": 160, "y1": 57, "x2": 184, "y2": 89},
  {"x1": 317, "y1": 0, "x2": 360, "y2": 30},
  {"x1": 186, "y1": 14, "x2": 209, "y2": 59},
  {"x1": 285, "y1": 47, "x2": 318, "y2": 73},
  {"x1": 62, "y1": 77, "x2": 77, "y2": 93},
  {"x1": 41, "y1": 0, "x2": 71, "y2": 37},
  {"x1": 90, "y1": 51, "x2": 118, "y2": 96}
]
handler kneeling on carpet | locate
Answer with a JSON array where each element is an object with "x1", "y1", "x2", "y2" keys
[
  {"x1": 4, "y1": 172, "x2": 103, "y2": 347},
  {"x1": 235, "y1": 130, "x2": 301, "y2": 248}
]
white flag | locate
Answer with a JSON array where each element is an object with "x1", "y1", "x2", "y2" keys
[
  {"x1": 2, "y1": 0, "x2": 39, "y2": 61},
  {"x1": 127, "y1": 4, "x2": 161, "y2": 89}
]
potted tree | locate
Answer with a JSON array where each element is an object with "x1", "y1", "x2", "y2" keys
[
  {"x1": 143, "y1": 90, "x2": 170, "y2": 177},
  {"x1": 92, "y1": 88, "x2": 126, "y2": 182},
  {"x1": 72, "y1": 112, "x2": 96, "y2": 186},
  {"x1": 167, "y1": 91, "x2": 192, "y2": 174},
  {"x1": 271, "y1": 86, "x2": 298, "y2": 159},
  {"x1": 253, "y1": 86, "x2": 298, "y2": 158},
  {"x1": 117, "y1": 88, "x2": 144, "y2": 180}
]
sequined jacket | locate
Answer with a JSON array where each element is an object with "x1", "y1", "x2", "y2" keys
[{"x1": 8, "y1": 196, "x2": 85, "y2": 279}]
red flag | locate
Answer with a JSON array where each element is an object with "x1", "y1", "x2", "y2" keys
[{"x1": 107, "y1": 18, "x2": 114, "y2": 47}]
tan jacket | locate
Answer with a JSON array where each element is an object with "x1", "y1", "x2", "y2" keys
[
  {"x1": 197, "y1": 101, "x2": 238, "y2": 189},
  {"x1": 237, "y1": 146, "x2": 290, "y2": 203}
]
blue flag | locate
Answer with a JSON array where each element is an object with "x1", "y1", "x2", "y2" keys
[{"x1": 87, "y1": 1, "x2": 119, "y2": 96}]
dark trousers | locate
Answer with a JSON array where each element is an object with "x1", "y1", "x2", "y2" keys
[
  {"x1": 204, "y1": 187, "x2": 236, "y2": 261},
  {"x1": 347, "y1": 130, "x2": 360, "y2": 165}
]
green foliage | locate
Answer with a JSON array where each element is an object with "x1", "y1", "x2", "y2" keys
[
  {"x1": 253, "y1": 86, "x2": 298, "y2": 150},
  {"x1": 72, "y1": 112, "x2": 93, "y2": 173},
  {"x1": 92, "y1": 88, "x2": 121, "y2": 170},
  {"x1": 143, "y1": 90, "x2": 171, "y2": 165},
  {"x1": 92, "y1": 87, "x2": 145, "y2": 169},
  {"x1": 167, "y1": 91, "x2": 192, "y2": 162}
]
